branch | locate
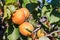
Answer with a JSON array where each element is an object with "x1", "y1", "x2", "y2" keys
[
  {"x1": 46, "y1": 30, "x2": 60, "y2": 36},
  {"x1": 32, "y1": 28, "x2": 40, "y2": 33}
]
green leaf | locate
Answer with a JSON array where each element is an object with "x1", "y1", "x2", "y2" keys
[
  {"x1": 22, "y1": 0, "x2": 37, "y2": 13},
  {"x1": 50, "y1": 15, "x2": 60, "y2": 23},
  {"x1": 26, "y1": 3, "x2": 37, "y2": 12},
  {"x1": 39, "y1": 36, "x2": 50, "y2": 40},
  {"x1": 45, "y1": 5, "x2": 53, "y2": 20},
  {"x1": 22, "y1": 0, "x2": 37, "y2": 7},
  {"x1": 8, "y1": 28, "x2": 20, "y2": 40},
  {"x1": 3, "y1": 5, "x2": 11, "y2": 19},
  {"x1": 41, "y1": 6, "x2": 47, "y2": 16},
  {"x1": 7, "y1": 9, "x2": 11, "y2": 19},
  {"x1": 6, "y1": 0, "x2": 17, "y2": 5},
  {"x1": 57, "y1": 7, "x2": 60, "y2": 13},
  {"x1": 29, "y1": 19, "x2": 37, "y2": 27},
  {"x1": 30, "y1": 0, "x2": 37, "y2": 3},
  {"x1": 22, "y1": 0, "x2": 30, "y2": 7},
  {"x1": 0, "y1": 1, "x2": 3, "y2": 6},
  {"x1": 20, "y1": 36, "x2": 23, "y2": 40},
  {"x1": 7, "y1": 5, "x2": 16, "y2": 13},
  {"x1": 3, "y1": 6, "x2": 7, "y2": 19},
  {"x1": 27, "y1": 37, "x2": 32, "y2": 40}
]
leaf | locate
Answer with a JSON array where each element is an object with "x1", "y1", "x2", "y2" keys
[
  {"x1": 8, "y1": 28, "x2": 20, "y2": 40},
  {"x1": 26, "y1": 3, "x2": 37, "y2": 12},
  {"x1": 30, "y1": 0, "x2": 37, "y2": 3},
  {"x1": 39, "y1": 36, "x2": 50, "y2": 40},
  {"x1": 6, "y1": 0, "x2": 17, "y2": 5},
  {"x1": 22, "y1": 0, "x2": 30, "y2": 7},
  {"x1": 29, "y1": 19, "x2": 37, "y2": 27},
  {"x1": 50, "y1": 15, "x2": 60, "y2": 23},
  {"x1": 27, "y1": 37, "x2": 32, "y2": 40},
  {"x1": 3, "y1": 6, "x2": 7, "y2": 19},
  {"x1": 3, "y1": 5, "x2": 11, "y2": 19},
  {"x1": 7, "y1": 9, "x2": 11, "y2": 19},
  {"x1": 20, "y1": 36, "x2": 23, "y2": 40},
  {"x1": 7, "y1": 5, "x2": 16, "y2": 13},
  {"x1": 22, "y1": 0, "x2": 37, "y2": 8},
  {"x1": 0, "y1": 1, "x2": 3, "y2": 6},
  {"x1": 41, "y1": 6, "x2": 47, "y2": 16},
  {"x1": 57, "y1": 7, "x2": 60, "y2": 13},
  {"x1": 45, "y1": 5, "x2": 53, "y2": 20},
  {"x1": 51, "y1": 0, "x2": 60, "y2": 7}
]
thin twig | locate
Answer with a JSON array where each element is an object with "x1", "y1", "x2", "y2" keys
[
  {"x1": 33, "y1": 28, "x2": 40, "y2": 33},
  {"x1": 46, "y1": 30, "x2": 60, "y2": 36},
  {"x1": 32, "y1": 27, "x2": 40, "y2": 40}
]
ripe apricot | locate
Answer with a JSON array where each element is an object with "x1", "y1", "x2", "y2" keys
[
  {"x1": 19, "y1": 22, "x2": 34, "y2": 36},
  {"x1": 12, "y1": 9, "x2": 25, "y2": 24},
  {"x1": 20, "y1": 8, "x2": 30, "y2": 19}
]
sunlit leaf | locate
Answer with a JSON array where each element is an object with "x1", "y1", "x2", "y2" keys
[
  {"x1": 6, "y1": 0, "x2": 17, "y2": 5},
  {"x1": 57, "y1": 7, "x2": 60, "y2": 13},
  {"x1": 3, "y1": 6, "x2": 7, "y2": 19},
  {"x1": 41, "y1": 6, "x2": 47, "y2": 16},
  {"x1": 7, "y1": 9, "x2": 11, "y2": 19},
  {"x1": 45, "y1": 5, "x2": 53, "y2": 20},
  {"x1": 7, "y1": 5, "x2": 16, "y2": 13},
  {"x1": 50, "y1": 15, "x2": 60, "y2": 23},
  {"x1": 8, "y1": 28, "x2": 20, "y2": 40},
  {"x1": 3, "y1": 5, "x2": 11, "y2": 19},
  {"x1": 22, "y1": 0, "x2": 30, "y2": 7},
  {"x1": 27, "y1": 37, "x2": 32, "y2": 40},
  {"x1": 29, "y1": 19, "x2": 37, "y2": 27},
  {"x1": 31, "y1": 0, "x2": 37, "y2": 3},
  {"x1": 39, "y1": 36, "x2": 50, "y2": 40}
]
